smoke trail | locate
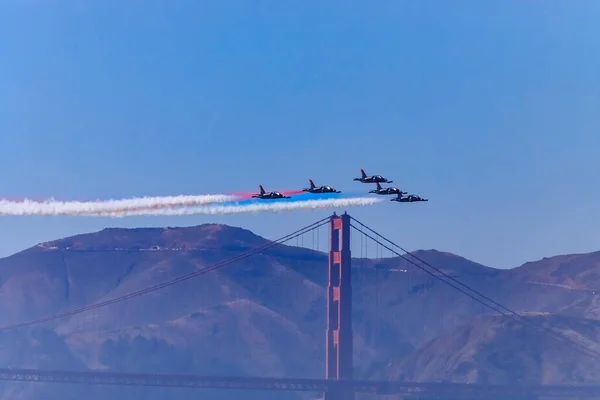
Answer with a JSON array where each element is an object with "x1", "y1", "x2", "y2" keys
[
  {"x1": 84, "y1": 197, "x2": 383, "y2": 217},
  {"x1": 0, "y1": 194, "x2": 235, "y2": 216},
  {"x1": 82, "y1": 192, "x2": 353, "y2": 215}
]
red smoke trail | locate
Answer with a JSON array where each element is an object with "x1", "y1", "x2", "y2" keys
[
  {"x1": 281, "y1": 190, "x2": 304, "y2": 196},
  {"x1": 227, "y1": 191, "x2": 257, "y2": 199}
]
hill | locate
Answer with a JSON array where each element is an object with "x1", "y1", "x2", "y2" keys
[
  {"x1": 0, "y1": 223, "x2": 598, "y2": 399},
  {"x1": 386, "y1": 313, "x2": 600, "y2": 385},
  {"x1": 507, "y1": 251, "x2": 600, "y2": 292}
]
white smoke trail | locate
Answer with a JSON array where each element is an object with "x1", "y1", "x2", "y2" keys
[
  {"x1": 85, "y1": 197, "x2": 383, "y2": 217},
  {"x1": 0, "y1": 194, "x2": 235, "y2": 216}
]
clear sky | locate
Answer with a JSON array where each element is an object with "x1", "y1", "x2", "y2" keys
[{"x1": 1, "y1": 1, "x2": 599, "y2": 269}]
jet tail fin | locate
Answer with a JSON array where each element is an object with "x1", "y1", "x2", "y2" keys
[
  {"x1": 309, "y1": 179, "x2": 315, "y2": 189},
  {"x1": 375, "y1": 182, "x2": 382, "y2": 190},
  {"x1": 360, "y1": 168, "x2": 367, "y2": 178},
  {"x1": 259, "y1": 185, "x2": 265, "y2": 195}
]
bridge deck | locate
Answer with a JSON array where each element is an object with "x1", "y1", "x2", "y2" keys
[{"x1": 0, "y1": 368, "x2": 599, "y2": 398}]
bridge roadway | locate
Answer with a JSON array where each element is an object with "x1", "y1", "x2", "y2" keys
[{"x1": 0, "y1": 368, "x2": 599, "y2": 399}]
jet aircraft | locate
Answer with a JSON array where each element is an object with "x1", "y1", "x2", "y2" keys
[
  {"x1": 391, "y1": 193, "x2": 428, "y2": 202},
  {"x1": 369, "y1": 182, "x2": 405, "y2": 196},
  {"x1": 302, "y1": 179, "x2": 341, "y2": 194},
  {"x1": 251, "y1": 185, "x2": 291, "y2": 199},
  {"x1": 353, "y1": 168, "x2": 393, "y2": 183}
]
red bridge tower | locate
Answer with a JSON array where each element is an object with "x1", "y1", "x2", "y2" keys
[{"x1": 324, "y1": 212, "x2": 354, "y2": 400}]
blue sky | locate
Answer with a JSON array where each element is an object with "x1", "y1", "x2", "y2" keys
[{"x1": 0, "y1": 1, "x2": 598, "y2": 268}]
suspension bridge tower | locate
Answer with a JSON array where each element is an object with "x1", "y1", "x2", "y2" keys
[{"x1": 324, "y1": 212, "x2": 354, "y2": 400}]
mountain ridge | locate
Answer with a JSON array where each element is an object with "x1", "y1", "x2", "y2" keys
[{"x1": 0, "y1": 223, "x2": 599, "y2": 400}]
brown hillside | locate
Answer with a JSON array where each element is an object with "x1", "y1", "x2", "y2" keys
[
  {"x1": 508, "y1": 251, "x2": 600, "y2": 291},
  {"x1": 387, "y1": 313, "x2": 600, "y2": 385}
]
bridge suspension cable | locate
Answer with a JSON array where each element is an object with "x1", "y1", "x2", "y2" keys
[
  {"x1": 0, "y1": 217, "x2": 330, "y2": 332},
  {"x1": 349, "y1": 216, "x2": 600, "y2": 364}
]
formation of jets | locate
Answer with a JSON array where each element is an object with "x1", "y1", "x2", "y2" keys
[
  {"x1": 355, "y1": 168, "x2": 427, "y2": 203},
  {"x1": 251, "y1": 168, "x2": 427, "y2": 203}
]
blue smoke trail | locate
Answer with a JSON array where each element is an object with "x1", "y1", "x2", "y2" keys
[{"x1": 226, "y1": 192, "x2": 367, "y2": 207}]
